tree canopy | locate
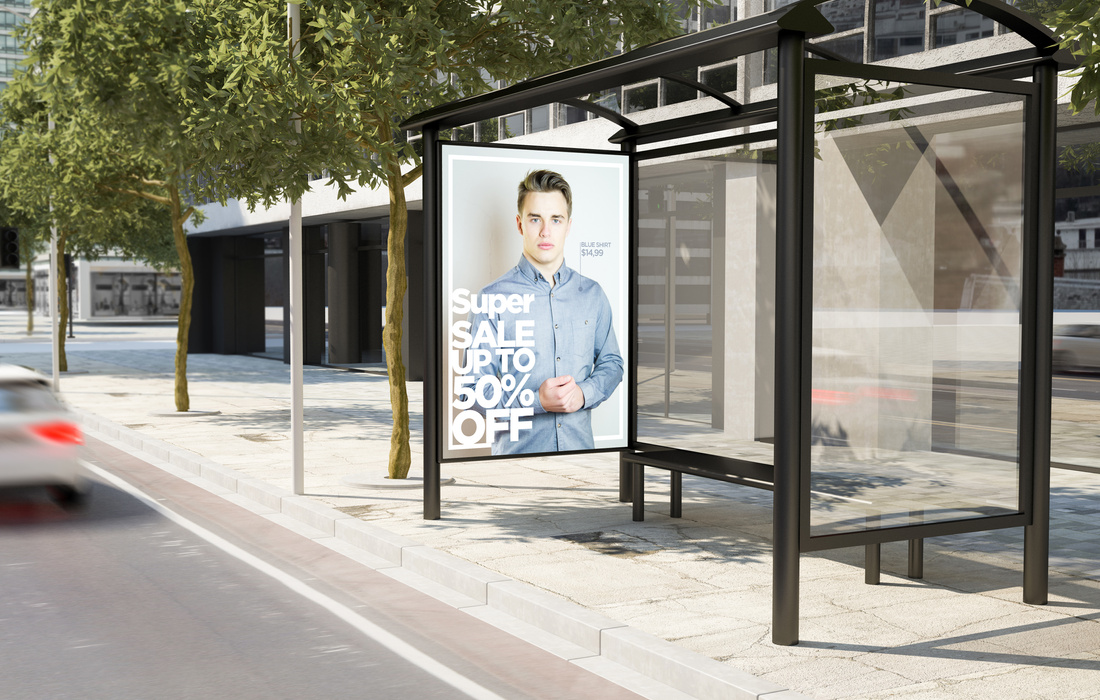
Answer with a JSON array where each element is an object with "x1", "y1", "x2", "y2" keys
[{"x1": 187, "y1": 0, "x2": 687, "y2": 479}]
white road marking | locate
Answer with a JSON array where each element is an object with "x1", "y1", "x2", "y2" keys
[{"x1": 82, "y1": 460, "x2": 508, "y2": 700}]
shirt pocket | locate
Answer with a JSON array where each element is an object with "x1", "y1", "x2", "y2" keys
[{"x1": 569, "y1": 317, "x2": 597, "y2": 377}]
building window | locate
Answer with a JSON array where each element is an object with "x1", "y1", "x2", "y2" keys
[
  {"x1": 556, "y1": 103, "x2": 590, "y2": 126},
  {"x1": 451, "y1": 125, "x2": 474, "y2": 142},
  {"x1": 874, "y1": 0, "x2": 927, "y2": 61},
  {"x1": 934, "y1": 8, "x2": 995, "y2": 48},
  {"x1": 500, "y1": 112, "x2": 525, "y2": 139},
  {"x1": 1080, "y1": 229, "x2": 1087, "y2": 249},
  {"x1": 820, "y1": 0, "x2": 866, "y2": 32},
  {"x1": 817, "y1": 35, "x2": 865, "y2": 63},
  {"x1": 0, "y1": 57, "x2": 18, "y2": 78},
  {"x1": 476, "y1": 118, "x2": 498, "y2": 143},
  {"x1": 700, "y1": 62, "x2": 737, "y2": 94},
  {"x1": 624, "y1": 82, "x2": 659, "y2": 114},
  {"x1": 0, "y1": 12, "x2": 25, "y2": 30},
  {"x1": 703, "y1": 0, "x2": 735, "y2": 28},
  {"x1": 529, "y1": 105, "x2": 550, "y2": 133},
  {"x1": 662, "y1": 70, "x2": 699, "y2": 106},
  {"x1": 0, "y1": 33, "x2": 19, "y2": 53}
]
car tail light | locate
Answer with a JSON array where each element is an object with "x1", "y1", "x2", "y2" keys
[
  {"x1": 812, "y1": 389, "x2": 857, "y2": 406},
  {"x1": 858, "y1": 387, "x2": 917, "y2": 402},
  {"x1": 29, "y1": 421, "x2": 84, "y2": 445}
]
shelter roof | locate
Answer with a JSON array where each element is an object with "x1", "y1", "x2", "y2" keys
[{"x1": 402, "y1": 0, "x2": 1076, "y2": 133}]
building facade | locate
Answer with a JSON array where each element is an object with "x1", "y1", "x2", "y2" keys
[{"x1": 187, "y1": 0, "x2": 1100, "y2": 380}]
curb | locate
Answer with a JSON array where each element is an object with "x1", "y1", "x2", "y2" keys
[{"x1": 75, "y1": 408, "x2": 812, "y2": 700}]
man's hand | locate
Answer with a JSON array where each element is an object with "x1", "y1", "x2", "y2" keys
[{"x1": 539, "y1": 375, "x2": 585, "y2": 413}]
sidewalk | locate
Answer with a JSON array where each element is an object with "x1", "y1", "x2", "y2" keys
[{"x1": 3, "y1": 314, "x2": 1100, "y2": 699}]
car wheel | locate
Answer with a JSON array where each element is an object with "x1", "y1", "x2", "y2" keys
[{"x1": 48, "y1": 485, "x2": 89, "y2": 511}]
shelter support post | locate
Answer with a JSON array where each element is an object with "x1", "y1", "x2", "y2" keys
[
  {"x1": 772, "y1": 29, "x2": 807, "y2": 647},
  {"x1": 1023, "y1": 61, "x2": 1055, "y2": 604},
  {"x1": 864, "y1": 545, "x2": 880, "y2": 585},
  {"x1": 908, "y1": 539, "x2": 924, "y2": 579},
  {"x1": 621, "y1": 140, "x2": 638, "y2": 504},
  {"x1": 670, "y1": 472, "x2": 682, "y2": 518},
  {"x1": 619, "y1": 453, "x2": 633, "y2": 503},
  {"x1": 632, "y1": 464, "x2": 644, "y2": 522},
  {"x1": 423, "y1": 125, "x2": 442, "y2": 520}
]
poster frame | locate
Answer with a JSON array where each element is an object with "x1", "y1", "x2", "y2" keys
[{"x1": 435, "y1": 139, "x2": 633, "y2": 464}]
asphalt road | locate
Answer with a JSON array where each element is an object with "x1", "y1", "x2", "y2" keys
[
  {"x1": 1053, "y1": 372, "x2": 1100, "y2": 401},
  {"x1": 0, "y1": 438, "x2": 644, "y2": 700}
]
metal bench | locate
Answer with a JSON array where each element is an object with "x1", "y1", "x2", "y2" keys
[{"x1": 620, "y1": 447, "x2": 924, "y2": 583}]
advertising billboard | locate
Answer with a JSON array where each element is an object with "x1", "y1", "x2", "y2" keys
[{"x1": 441, "y1": 143, "x2": 629, "y2": 459}]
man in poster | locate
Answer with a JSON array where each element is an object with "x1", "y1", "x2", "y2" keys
[{"x1": 465, "y1": 169, "x2": 623, "y2": 455}]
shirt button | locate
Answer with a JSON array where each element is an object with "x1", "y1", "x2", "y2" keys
[
  {"x1": 556, "y1": 357, "x2": 560, "y2": 362},
  {"x1": 554, "y1": 324, "x2": 558, "y2": 329},
  {"x1": 557, "y1": 423, "x2": 562, "y2": 428}
]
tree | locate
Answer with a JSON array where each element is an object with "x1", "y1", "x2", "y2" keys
[
  {"x1": 0, "y1": 199, "x2": 45, "y2": 336},
  {"x1": 1046, "y1": 0, "x2": 1100, "y2": 116},
  {"x1": 194, "y1": 0, "x2": 685, "y2": 478},
  {"x1": 4, "y1": 0, "x2": 269, "y2": 410},
  {"x1": 1006, "y1": 0, "x2": 1100, "y2": 171},
  {"x1": 0, "y1": 104, "x2": 178, "y2": 367}
]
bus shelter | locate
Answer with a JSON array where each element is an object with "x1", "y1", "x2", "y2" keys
[{"x1": 402, "y1": 0, "x2": 1076, "y2": 645}]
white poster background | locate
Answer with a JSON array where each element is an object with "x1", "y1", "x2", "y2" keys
[{"x1": 441, "y1": 143, "x2": 629, "y2": 458}]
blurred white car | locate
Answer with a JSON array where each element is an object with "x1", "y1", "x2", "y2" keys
[
  {"x1": 0, "y1": 365, "x2": 89, "y2": 508},
  {"x1": 1053, "y1": 325, "x2": 1100, "y2": 372}
]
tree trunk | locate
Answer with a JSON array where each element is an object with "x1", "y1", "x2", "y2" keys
[
  {"x1": 56, "y1": 231, "x2": 68, "y2": 373},
  {"x1": 24, "y1": 252, "x2": 33, "y2": 335},
  {"x1": 169, "y1": 186, "x2": 193, "y2": 412},
  {"x1": 380, "y1": 128, "x2": 411, "y2": 479}
]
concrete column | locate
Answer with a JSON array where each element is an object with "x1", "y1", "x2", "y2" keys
[
  {"x1": 326, "y1": 222, "x2": 360, "y2": 364},
  {"x1": 187, "y1": 235, "x2": 264, "y2": 355},
  {"x1": 404, "y1": 210, "x2": 425, "y2": 382},
  {"x1": 304, "y1": 226, "x2": 326, "y2": 366},
  {"x1": 722, "y1": 160, "x2": 776, "y2": 440},
  {"x1": 359, "y1": 223, "x2": 385, "y2": 363},
  {"x1": 283, "y1": 226, "x2": 325, "y2": 365}
]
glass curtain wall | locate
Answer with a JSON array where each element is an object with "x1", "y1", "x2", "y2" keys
[{"x1": 809, "y1": 73, "x2": 1028, "y2": 536}]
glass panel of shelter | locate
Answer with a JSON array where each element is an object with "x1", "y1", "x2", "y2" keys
[
  {"x1": 809, "y1": 72, "x2": 1027, "y2": 536},
  {"x1": 636, "y1": 142, "x2": 778, "y2": 464}
]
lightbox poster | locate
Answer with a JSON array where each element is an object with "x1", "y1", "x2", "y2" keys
[{"x1": 440, "y1": 143, "x2": 629, "y2": 459}]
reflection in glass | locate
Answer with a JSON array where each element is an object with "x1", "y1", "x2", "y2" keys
[
  {"x1": 701, "y1": 63, "x2": 738, "y2": 94},
  {"x1": 934, "y1": 9, "x2": 995, "y2": 48},
  {"x1": 530, "y1": 105, "x2": 550, "y2": 133},
  {"x1": 663, "y1": 70, "x2": 699, "y2": 106},
  {"x1": 590, "y1": 88, "x2": 623, "y2": 114},
  {"x1": 636, "y1": 148, "x2": 777, "y2": 462},
  {"x1": 476, "y1": 118, "x2": 498, "y2": 143},
  {"x1": 501, "y1": 113, "x2": 525, "y2": 139},
  {"x1": 816, "y1": 36, "x2": 864, "y2": 63},
  {"x1": 557, "y1": 103, "x2": 589, "y2": 125},
  {"x1": 625, "y1": 82, "x2": 659, "y2": 113},
  {"x1": 820, "y1": 0, "x2": 866, "y2": 32},
  {"x1": 811, "y1": 75, "x2": 1026, "y2": 536},
  {"x1": 703, "y1": 0, "x2": 735, "y2": 28},
  {"x1": 873, "y1": 0, "x2": 926, "y2": 60}
]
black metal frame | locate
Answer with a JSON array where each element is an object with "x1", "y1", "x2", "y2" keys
[
  {"x1": 405, "y1": 0, "x2": 1072, "y2": 647},
  {"x1": 797, "y1": 59, "x2": 1040, "y2": 552}
]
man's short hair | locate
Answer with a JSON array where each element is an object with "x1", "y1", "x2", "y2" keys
[{"x1": 517, "y1": 170, "x2": 572, "y2": 218}]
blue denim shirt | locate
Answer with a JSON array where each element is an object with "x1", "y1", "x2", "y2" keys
[{"x1": 470, "y1": 255, "x2": 623, "y2": 455}]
